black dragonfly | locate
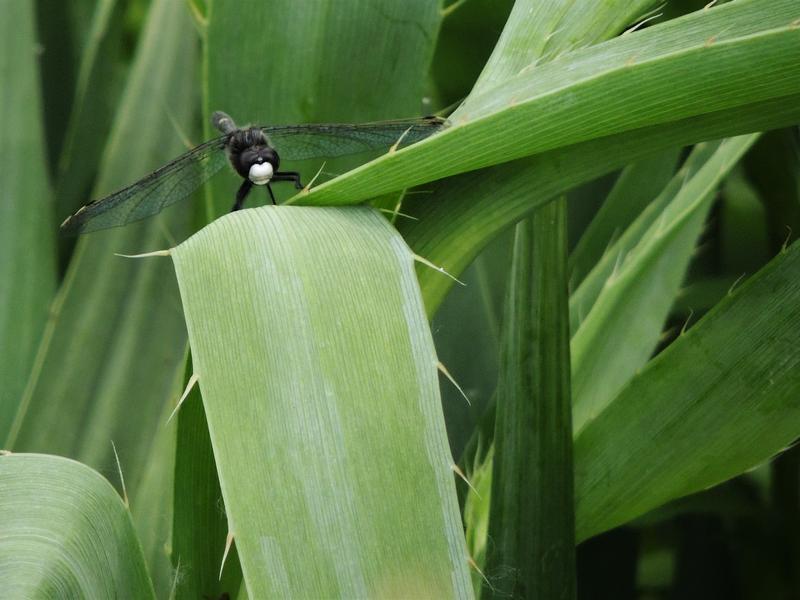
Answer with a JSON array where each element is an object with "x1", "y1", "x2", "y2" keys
[{"x1": 60, "y1": 111, "x2": 446, "y2": 235}]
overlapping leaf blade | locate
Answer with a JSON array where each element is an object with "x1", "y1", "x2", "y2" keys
[
  {"x1": 575, "y1": 240, "x2": 800, "y2": 540},
  {"x1": 0, "y1": 454, "x2": 154, "y2": 598},
  {"x1": 0, "y1": 0, "x2": 55, "y2": 440},
  {"x1": 171, "y1": 207, "x2": 473, "y2": 598}
]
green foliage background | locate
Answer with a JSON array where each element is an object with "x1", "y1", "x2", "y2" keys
[{"x1": 1, "y1": 0, "x2": 799, "y2": 597}]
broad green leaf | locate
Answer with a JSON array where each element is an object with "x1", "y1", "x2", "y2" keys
[
  {"x1": 568, "y1": 143, "x2": 719, "y2": 335},
  {"x1": 571, "y1": 135, "x2": 758, "y2": 434},
  {"x1": 0, "y1": 0, "x2": 56, "y2": 440},
  {"x1": 0, "y1": 453, "x2": 154, "y2": 598},
  {"x1": 298, "y1": 0, "x2": 800, "y2": 206},
  {"x1": 7, "y1": 0, "x2": 197, "y2": 518},
  {"x1": 485, "y1": 204, "x2": 574, "y2": 599},
  {"x1": 575, "y1": 240, "x2": 800, "y2": 540},
  {"x1": 569, "y1": 149, "x2": 681, "y2": 289},
  {"x1": 171, "y1": 206, "x2": 473, "y2": 599},
  {"x1": 403, "y1": 93, "x2": 797, "y2": 316},
  {"x1": 303, "y1": 0, "x2": 800, "y2": 319},
  {"x1": 194, "y1": 0, "x2": 445, "y2": 587}
]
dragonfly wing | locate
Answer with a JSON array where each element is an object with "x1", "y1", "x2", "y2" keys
[
  {"x1": 60, "y1": 135, "x2": 230, "y2": 235},
  {"x1": 261, "y1": 116, "x2": 446, "y2": 161}
]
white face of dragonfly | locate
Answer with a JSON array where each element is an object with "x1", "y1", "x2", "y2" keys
[{"x1": 249, "y1": 160, "x2": 274, "y2": 185}]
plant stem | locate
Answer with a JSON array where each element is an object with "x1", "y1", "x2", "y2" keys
[{"x1": 485, "y1": 199, "x2": 575, "y2": 598}]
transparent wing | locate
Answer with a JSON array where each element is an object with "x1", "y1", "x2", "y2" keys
[
  {"x1": 261, "y1": 116, "x2": 446, "y2": 161},
  {"x1": 60, "y1": 135, "x2": 230, "y2": 235}
]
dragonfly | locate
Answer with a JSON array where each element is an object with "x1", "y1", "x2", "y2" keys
[{"x1": 60, "y1": 111, "x2": 446, "y2": 235}]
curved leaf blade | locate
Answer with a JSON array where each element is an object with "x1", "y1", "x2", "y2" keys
[
  {"x1": 0, "y1": 0, "x2": 55, "y2": 439},
  {"x1": 299, "y1": 0, "x2": 800, "y2": 206},
  {"x1": 575, "y1": 241, "x2": 800, "y2": 540},
  {"x1": 0, "y1": 454, "x2": 154, "y2": 598},
  {"x1": 571, "y1": 135, "x2": 759, "y2": 432},
  {"x1": 171, "y1": 206, "x2": 473, "y2": 598}
]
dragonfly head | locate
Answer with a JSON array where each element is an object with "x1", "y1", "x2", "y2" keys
[
  {"x1": 241, "y1": 146, "x2": 279, "y2": 185},
  {"x1": 228, "y1": 127, "x2": 280, "y2": 184}
]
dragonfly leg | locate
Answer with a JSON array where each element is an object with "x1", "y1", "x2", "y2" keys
[
  {"x1": 272, "y1": 171, "x2": 304, "y2": 190},
  {"x1": 231, "y1": 179, "x2": 253, "y2": 211},
  {"x1": 266, "y1": 183, "x2": 276, "y2": 205}
]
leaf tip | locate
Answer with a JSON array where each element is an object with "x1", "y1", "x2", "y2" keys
[
  {"x1": 111, "y1": 440, "x2": 129, "y2": 508},
  {"x1": 167, "y1": 373, "x2": 199, "y2": 424},
  {"x1": 114, "y1": 249, "x2": 172, "y2": 259},
  {"x1": 451, "y1": 463, "x2": 479, "y2": 496},
  {"x1": 220, "y1": 531, "x2": 235, "y2": 580},
  {"x1": 413, "y1": 253, "x2": 465, "y2": 286},
  {"x1": 437, "y1": 361, "x2": 471, "y2": 406}
]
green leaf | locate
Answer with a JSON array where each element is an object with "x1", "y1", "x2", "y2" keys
[
  {"x1": 0, "y1": 453, "x2": 154, "y2": 598},
  {"x1": 575, "y1": 240, "x2": 800, "y2": 540},
  {"x1": 485, "y1": 203, "x2": 574, "y2": 598},
  {"x1": 470, "y1": 0, "x2": 658, "y2": 93},
  {"x1": 7, "y1": 0, "x2": 197, "y2": 519},
  {"x1": 171, "y1": 206, "x2": 473, "y2": 598},
  {"x1": 568, "y1": 142, "x2": 720, "y2": 335},
  {"x1": 569, "y1": 149, "x2": 681, "y2": 289},
  {"x1": 404, "y1": 93, "x2": 799, "y2": 317},
  {"x1": 55, "y1": 0, "x2": 130, "y2": 219},
  {"x1": 571, "y1": 135, "x2": 759, "y2": 432},
  {"x1": 0, "y1": 0, "x2": 56, "y2": 440},
  {"x1": 35, "y1": 0, "x2": 97, "y2": 165},
  {"x1": 293, "y1": 0, "x2": 800, "y2": 318},
  {"x1": 299, "y1": 0, "x2": 800, "y2": 206}
]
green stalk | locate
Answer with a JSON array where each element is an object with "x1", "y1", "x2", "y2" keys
[{"x1": 485, "y1": 200, "x2": 574, "y2": 598}]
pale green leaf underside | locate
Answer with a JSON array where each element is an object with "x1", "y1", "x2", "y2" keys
[
  {"x1": 171, "y1": 206, "x2": 472, "y2": 599},
  {"x1": 0, "y1": 454, "x2": 154, "y2": 599}
]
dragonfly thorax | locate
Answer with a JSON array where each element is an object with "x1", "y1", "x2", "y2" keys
[{"x1": 226, "y1": 127, "x2": 280, "y2": 183}]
